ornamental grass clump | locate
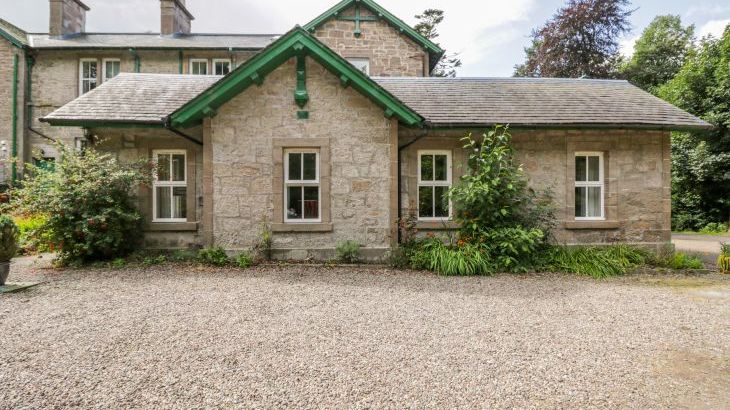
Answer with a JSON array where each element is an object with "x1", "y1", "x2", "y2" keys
[
  {"x1": 8, "y1": 142, "x2": 153, "y2": 265},
  {"x1": 719, "y1": 243, "x2": 730, "y2": 274},
  {"x1": 543, "y1": 245, "x2": 649, "y2": 278}
]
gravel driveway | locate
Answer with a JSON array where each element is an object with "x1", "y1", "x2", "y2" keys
[{"x1": 1, "y1": 262, "x2": 729, "y2": 409}]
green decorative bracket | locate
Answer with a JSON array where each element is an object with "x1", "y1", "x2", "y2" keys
[
  {"x1": 294, "y1": 54, "x2": 309, "y2": 109},
  {"x1": 297, "y1": 111, "x2": 309, "y2": 120},
  {"x1": 250, "y1": 72, "x2": 263, "y2": 86},
  {"x1": 339, "y1": 75, "x2": 351, "y2": 88},
  {"x1": 202, "y1": 106, "x2": 217, "y2": 118},
  {"x1": 338, "y1": 4, "x2": 378, "y2": 37}
]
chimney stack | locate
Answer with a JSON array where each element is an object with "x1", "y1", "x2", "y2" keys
[
  {"x1": 49, "y1": 0, "x2": 89, "y2": 38},
  {"x1": 160, "y1": 0, "x2": 195, "y2": 36}
]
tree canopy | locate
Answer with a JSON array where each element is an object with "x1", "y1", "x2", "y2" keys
[
  {"x1": 621, "y1": 15, "x2": 695, "y2": 92},
  {"x1": 514, "y1": 0, "x2": 633, "y2": 78},
  {"x1": 414, "y1": 9, "x2": 462, "y2": 77},
  {"x1": 658, "y1": 26, "x2": 730, "y2": 228}
]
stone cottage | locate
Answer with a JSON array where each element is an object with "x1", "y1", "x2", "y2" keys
[{"x1": 2, "y1": 0, "x2": 712, "y2": 259}]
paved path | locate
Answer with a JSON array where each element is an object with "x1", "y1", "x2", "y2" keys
[{"x1": 672, "y1": 233, "x2": 729, "y2": 263}]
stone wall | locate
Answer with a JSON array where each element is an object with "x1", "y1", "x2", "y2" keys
[
  {"x1": 209, "y1": 56, "x2": 395, "y2": 259},
  {"x1": 399, "y1": 128, "x2": 672, "y2": 249},
  {"x1": 94, "y1": 128, "x2": 204, "y2": 249},
  {"x1": 0, "y1": 40, "x2": 26, "y2": 184},
  {"x1": 313, "y1": 5, "x2": 429, "y2": 77}
]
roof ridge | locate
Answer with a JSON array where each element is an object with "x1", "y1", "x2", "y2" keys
[{"x1": 373, "y1": 77, "x2": 630, "y2": 83}]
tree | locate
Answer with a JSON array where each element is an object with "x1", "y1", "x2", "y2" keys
[
  {"x1": 621, "y1": 15, "x2": 695, "y2": 92},
  {"x1": 658, "y1": 25, "x2": 730, "y2": 229},
  {"x1": 414, "y1": 9, "x2": 462, "y2": 77},
  {"x1": 514, "y1": 0, "x2": 634, "y2": 78}
]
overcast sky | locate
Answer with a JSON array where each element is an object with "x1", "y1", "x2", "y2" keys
[{"x1": 2, "y1": 0, "x2": 729, "y2": 76}]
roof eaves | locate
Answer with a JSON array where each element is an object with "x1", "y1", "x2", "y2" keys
[
  {"x1": 39, "y1": 118, "x2": 165, "y2": 128},
  {"x1": 424, "y1": 122, "x2": 715, "y2": 132},
  {"x1": 0, "y1": 18, "x2": 28, "y2": 48}
]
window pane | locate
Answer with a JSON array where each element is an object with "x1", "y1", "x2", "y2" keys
[
  {"x1": 172, "y1": 187, "x2": 187, "y2": 219},
  {"x1": 156, "y1": 187, "x2": 171, "y2": 219},
  {"x1": 157, "y1": 154, "x2": 171, "y2": 181},
  {"x1": 172, "y1": 154, "x2": 185, "y2": 182},
  {"x1": 288, "y1": 153, "x2": 301, "y2": 181},
  {"x1": 434, "y1": 155, "x2": 448, "y2": 181},
  {"x1": 434, "y1": 186, "x2": 449, "y2": 217},
  {"x1": 105, "y1": 61, "x2": 120, "y2": 79},
  {"x1": 303, "y1": 153, "x2": 317, "y2": 180},
  {"x1": 575, "y1": 187, "x2": 586, "y2": 218},
  {"x1": 587, "y1": 156, "x2": 600, "y2": 182},
  {"x1": 587, "y1": 187, "x2": 602, "y2": 217},
  {"x1": 419, "y1": 186, "x2": 433, "y2": 218},
  {"x1": 287, "y1": 186, "x2": 303, "y2": 219},
  {"x1": 83, "y1": 80, "x2": 95, "y2": 94},
  {"x1": 303, "y1": 187, "x2": 319, "y2": 219},
  {"x1": 575, "y1": 156, "x2": 587, "y2": 182},
  {"x1": 420, "y1": 155, "x2": 433, "y2": 181},
  {"x1": 215, "y1": 61, "x2": 230, "y2": 75}
]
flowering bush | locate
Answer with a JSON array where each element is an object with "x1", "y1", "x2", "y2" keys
[{"x1": 9, "y1": 143, "x2": 153, "y2": 264}]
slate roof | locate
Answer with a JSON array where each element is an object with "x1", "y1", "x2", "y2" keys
[
  {"x1": 41, "y1": 73, "x2": 221, "y2": 124},
  {"x1": 374, "y1": 77, "x2": 713, "y2": 130},
  {"x1": 42, "y1": 73, "x2": 713, "y2": 131},
  {"x1": 26, "y1": 33, "x2": 279, "y2": 50},
  {"x1": 0, "y1": 17, "x2": 29, "y2": 47}
]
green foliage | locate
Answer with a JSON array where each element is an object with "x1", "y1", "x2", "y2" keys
[
  {"x1": 336, "y1": 240, "x2": 361, "y2": 263},
  {"x1": 514, "y1": 0, "x2": 633, "y2": 78},
  {"x1": 699, "y1": 222, "x2": 729, "y2": 234},
  {"x1": 658, "y1": 26, "x2": 730, "y2": 230},
  {"x1": 655, "y1": 252, "x2": 704, "y2": 270},
  {"x1": 169, "y1": 249, "x2": 197, "y2": 262},
  {"x1": 254, "y1": 218, "x2": 273, "y2": 261},
  {"x1": 449, "y1": 126, "x2": 555, "y2": 234},
  {"x1": 110, "y1": 258, "x2": 127, "y2": 269},
  {"x1": 235, "y1": 251, "x2": 254, "y2": 269},
  {"x1": 409, "y1": 237, "x2": 492, "y2": 276},
  {"x1": 12, "y1": 214, "x2": 51, "y2": 254},
  {"x1": 0, "y1": 215, "x2": 19, "y2": 262},
  {"x1": 9, "y1": 143, "x2": 153, "y2": 264},
  {"x1": 719, "y1": 243, "x2": 730, "y2": 273},
  {"x1": 542, "y1": 245, "x2": 649, "y2": 278},
  {"x1": 142, "y1": 254, "x2": 167, "y2": 267},
  {"x1": 621, "y1": 15, "x2": 695, "y2": 92},
  {"x1": 197, "y1": 246, "x2": 229, "y2": 267}
]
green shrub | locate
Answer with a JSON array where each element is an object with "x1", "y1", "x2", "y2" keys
[
  {"x1": 543, "y1": 245, "x2": 648, "y2": 278},
  {"x1": 336, "y1": 240, "x2": 361, "y2": 263},
  {"x1": 665, "y1": 252, "x2": 704, "y2": 270},
  {"x1": 12, "y1": 214, "x2": 51, "y2": 254},
  {"x1": 142, "y1": 254, "x2": 167, "y2": 266},
  {"x1": 388, "y1": 246, "x2": 411, "y2": 269},
  {"x1": 8, "y1": 143, "x2": 153, "y2": 264},
  {"x1": 110, "y1": 258, "x2": 127, "y2": 269},
  {"x1": 0, "y1": 215, "x2": 19, "y2": 262},
  {"x1": 235, "y1": 251, "x2": 254, "y2": 268},
  {"x1": 699, "y1": 222, "x2": 729, "y2": 234},
  {"x1": 197, "y1": 246, "x2": 229, "y2": 266},
  {"x1": 169, "y1": 249, "x2": 197, "y2": 262}
]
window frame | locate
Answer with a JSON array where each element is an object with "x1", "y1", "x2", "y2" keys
[
  {"x1": 189, "y1": 58, "x2": 209, "y2": 75},
  {"x1": 417, "y1": 150, "x2": 452, "y2": 221},
  {"x1": 212, "y1": 58, "x2": 232, "y2": 76},
  {"x1": 346, "y1": 58, "x2": 370, "y2": 75},
  {"x1": 152, "y1": 149, "x2": 188, "y2": 223},
  {"x1": 102, "y1": 58, "x2": 121, "y2": 82},
  {"x1": 79, "y1": 58, "x2": 98, "y2": 95},
  {"x1": 284, "y1": 149, "x2": 322, "y2": 223},
  {"x1": 574, "y1": 151, "x2": 605, "y2": 221}
]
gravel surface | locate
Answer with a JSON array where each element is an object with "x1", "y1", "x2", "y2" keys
[{"x1": 1, "y1": 261, "x2": 729, "y2": 409}]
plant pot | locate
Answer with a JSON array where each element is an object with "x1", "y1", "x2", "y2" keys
[{"x1": 0, "y1": 261, "x2": 9, "y2": 286}]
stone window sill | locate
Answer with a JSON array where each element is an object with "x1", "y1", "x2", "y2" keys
[
  {"x1": 146, "y1": 222, "x2": 199, "y2": 232},
  {"x1": 416, "y1": 221, "x2": 459, "y2": 230},
  {"x1": 271, "y1": 223, "x2": 333, "y2": 233},
  {"x1": 563, "y1": 220, "x2": 620, "y2": 230}
]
